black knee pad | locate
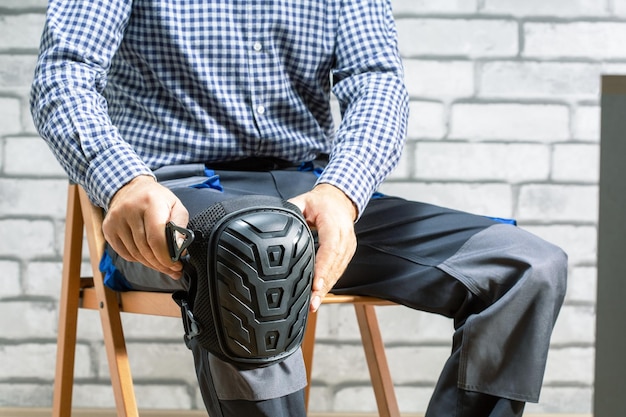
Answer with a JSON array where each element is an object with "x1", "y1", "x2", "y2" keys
[{"x1": 168, "y1": 195, "x2": 315, "y2": 366}]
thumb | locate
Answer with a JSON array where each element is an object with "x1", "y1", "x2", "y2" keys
[
  {"x1": 288, "y1": 195, "x2": 306, "y2": 216},
  {"x1": 169, "y1": 197, "x2": 190, "y2": 227}
]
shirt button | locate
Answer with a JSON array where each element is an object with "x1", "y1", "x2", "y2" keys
[
  {"x1": 253, "y1": 42, "x2": 263, "y2": 52},
  {"x1": 256, "y1": 105, "x2": 266, "y2": 115}
]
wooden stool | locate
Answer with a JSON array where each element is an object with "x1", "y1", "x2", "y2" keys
[{"x1": 52, "y1": 184, "x2": 400, "y2": 417}]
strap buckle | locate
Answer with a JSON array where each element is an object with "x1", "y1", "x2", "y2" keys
[
  {"x1": 180, "y1": 298, "x2": 201, "y2": 343},
  {"x1": 165, "y1": 221, "x2": 195, "y2": 262}
]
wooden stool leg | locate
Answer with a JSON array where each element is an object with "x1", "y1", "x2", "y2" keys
[
  {"x1": 52, "y1": 185, "x2": 85, "y2": 417},
  {"x1": 355, "y1": 304, "x2": 400, "y2": 417},
  {"x1": 302, "y1": 309, "x2": 319, "y2": 414},
  {"x1": 79, "y1": 189, "x2": 139, "y2": 417},
  {"x1": 96, "y1": 286, "x2": 140, "y2": 417}
]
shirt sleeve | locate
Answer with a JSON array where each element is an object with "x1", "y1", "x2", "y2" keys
[
  {"x1": 317, "y1": 0, "x2": 409, "y2": 218},
  {"x1": 30, "y1": 0, "x2": 154, "y2": 209}
]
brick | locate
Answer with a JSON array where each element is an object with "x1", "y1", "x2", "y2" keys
[
  {"x1": 0, "y1": 14, "x2": 46, "y2": 51},
  {"x1": 524, "y1": 22, "x2": 626, "y2": 59},
  {"x1": 74, "y1": 309, "x2": 105, "y2": 341},
  {"x1": 332, "y1": 385, "x2": 378, "y2": 413},
  {"x1": 526, "y1": 387, "x2": 593, "y2": 414},
  {"x1": 335, "y1": 384, "x2": 436, "y2": 414},
  {"x1": 0, "y1": 383, "x2": 52, "y2": 407},
  {"x1": 0, "y1": 178, "x2": 68, "y2": 218},
  {"x1": 328, "y1": 304, "x2": 365, "y2": 341},
  {"x1": 386, "y1": 346, "x2": 451, "y2": 384},
  {"x1": 397, "y1": 19, "x2": 518, "y2": 57},
  {"x1": 0, "y1": 343, "x2": 53, "y2": 379},
  {"x1": 4, "y1": 136, "x2": 67, "y2": 176},
  {"x1": 385, "y1": 147, "x2": 411, "y2": 179},
  {"x1": 133, "y1": 384, "x2": 195, "y2": 410},
  {"x1": 311, "y1": 343, "x2": 371, "y2": 383},
  {"x1": 98, "y1": 342, "x2": 196, "y2": 383},
  {"x1": 522, "y1": 225, "x2": 597, "y2": 265},
  {"x1": 0, "y1": 300, "x2": 58, "y2": 339},
  {"x1": 322, "y1": 304, "x2": 454, "y2": 345},
  {"x1": 0, "y1": 342, "x2": 92, "y2": 380},
  {"x1": 406, "y1": 101, "x2": 446, "y2": 139},
  {"x1": 603, "y1": 62, "x2": 626, "y2": 77},
  {"x1": 392, "y1": 0, "x2": 477, "y2": 14},
  {"x1": 310, "y1": 303, "x2": 338, "y2": 339},
  {"x1": 380, "y1": 182, "x2": 514, "y2": 218},
  {"x1": 483, "y1": 0, "x2": 607, "y2": 16},
  {"x1": 377, "y1": 306, "x2": 454, "y2": 344},
  {"x1": 0, "y1": 219, "x2": 55, "y2": 258},
  {"x1": 567, "y1": 266, "x2": 597, "y2": 304},
  {"x1": 414, "y1": 142, "x2": 550, "y2": 182},
  {"x1": 450, "y1": 103, "x2": 570, "y2": 141},
  {"x1": 72, "y1": 384, "x2": 115, "y2": 408},
  {"x1": 395, "y1": 386, "x2": 437, "y2": 414},
  {"x1": 20, "y1": 104, "x2": 40, "y2": 135},
  {"x1": 0, "y1": 260, "x2": 21, "y2": 298},
  {"x1": 23, "y1": 260, "x2": 63, "y2": 299},
  {"x1": 479, "y1": 61, "x2": 602, "y2": 99},
  {"x1": 0, "y1": 55, "x2": 38, "y2": 89},
  {"x1": 552, "y1": 143, "x2": 599, "y2": 182},
  {"x1": 120, "y1": 313, "x2": 183, "y2": 340},
  {"x1": 403, "y1": 60, "x2": 474, "y2": 98},
  {"x1": 0, "y1": 97, "x2": 22, "y2": 136},
  {"x1": 517, "y1": 184, "x2": 598, "y2": 223},
  {"x1": 543, "y1": 347, "x2": 594, "y2": 384},
  {"x1": 550, "y1": 304, "x2": 595, "y2": 345},
  {"x1": 306, "y1": 385, "x2": 333, "y2": 412},
  {"x1": 1, "y1": 0, "x2": 48, "y2": 8},
  {"x1": 573, "y1": 105, "x2": 600, "y2": 141}
]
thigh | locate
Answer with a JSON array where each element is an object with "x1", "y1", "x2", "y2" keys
[
  {"x1": 168, "y1": 168, "x2": 319, "y2": 216},
  {"x1": 333, "y1": 196, "x2": 499, "y2": 318},
  {"x1": 109, "y1": 166, "x2": 319, "y2": 291}
]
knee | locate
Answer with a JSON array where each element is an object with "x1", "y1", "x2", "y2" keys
[{"x1": 527, "y1": 237, "x2": 568, "y2": 310}]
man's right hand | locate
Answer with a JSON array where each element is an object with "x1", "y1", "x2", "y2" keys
[{"x1": 102, "y1": 175, "x2": 189, "y2": 279}]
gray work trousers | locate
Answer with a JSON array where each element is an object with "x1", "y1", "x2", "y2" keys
[{"x1": 107, "y1": 163, "x2": 568, "y2": 417}]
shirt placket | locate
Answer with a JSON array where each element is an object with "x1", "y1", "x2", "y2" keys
[{"x1": 244, "y1": 0, "x2": 273, "y2": 155}]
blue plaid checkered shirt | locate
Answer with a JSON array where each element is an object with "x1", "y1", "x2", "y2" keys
[{"x1": 31, "y1": 0, "x2": 409, "y2": 215}]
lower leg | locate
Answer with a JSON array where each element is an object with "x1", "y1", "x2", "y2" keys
[
  {"x1": 426, "y1": 333, "x2": 525, "y2": 417},
  {"x1": 218, "y1": 390, "x2": 307, "y2": 417},
  {"x1": 189, "y1": 338, "x2": 307, "y2": 417}
]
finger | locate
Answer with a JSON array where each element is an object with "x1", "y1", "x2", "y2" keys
[
  {"x1": 105, "y1": 232, "x2": 138, "y2": 264},
  {"x1": 309, "y1": 227, "x2": 355, "y2": 312},
  {"x1": 106, "y1": 208, "x2": 180, "y2": 278},
  {"x1": 125, "y1": 218, "x2": 168, "y2": 273},
  {"x1": 144, "y1": 200, "x2": 188, "y2": 278},
  {"x1": 102, "y1": 215, "x2": 140, "y2": 263}
]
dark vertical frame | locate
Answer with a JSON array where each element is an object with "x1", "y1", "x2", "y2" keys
[{"x1": 595, "y1": 75, "x2": 626, "y2": 417}]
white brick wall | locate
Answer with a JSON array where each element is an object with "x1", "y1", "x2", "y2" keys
[
  {"x1": 450, "y1": 103, "x2": 570, "y2": 141},
  {"x1": 1, "y1": 0, "x2": 620, "y2": 414},
  {"x1": 397, "y1": 18, "x2": 519, "y2": 57},
  {"x1": 525, "y1": 22, "x2": 626, "y2": 59}
]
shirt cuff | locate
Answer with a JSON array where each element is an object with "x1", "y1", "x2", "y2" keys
[
  {"x1": 84, "y1": 142, "x2": 154, "y2": 209},
  {"x1": 316, "y1": 153, "x2": 377, "y2": 220}
]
